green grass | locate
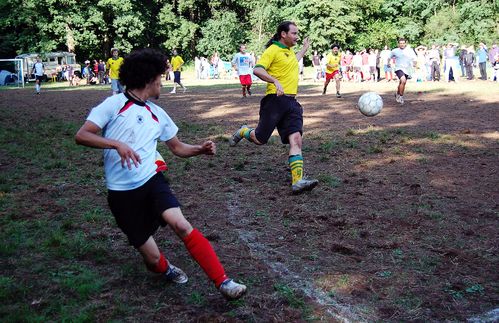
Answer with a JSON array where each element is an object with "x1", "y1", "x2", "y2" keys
[
  {"x1": 188, "y1": 291, "x2": 206, "y2": 306},
  {"x1": 316, "y1": 174, "x2": 342, "y2": 188},
  {"x1": 274, "y1": 283, "x2": 306, "y2": 309}
]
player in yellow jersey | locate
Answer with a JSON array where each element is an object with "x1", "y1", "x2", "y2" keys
[
  {"x1": 228, "y1": 21, "x2": 318, "y2": 194},
  {"x1": 322, "y1": 44, "x2": 343, "y2": 98},
  {"x1": 106, "y1": 48, "x2": 124, "y2": 95},
  {"x1": 170, "y1": 49, "x2": 187, "y2": 94}
]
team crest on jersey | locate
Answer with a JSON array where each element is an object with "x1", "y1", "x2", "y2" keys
[{"x1": 137, "y1": 115, "x2": 144, "y2": 124}]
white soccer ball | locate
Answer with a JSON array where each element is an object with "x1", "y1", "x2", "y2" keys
[{"x1": 358, "y1": 92, "x2": 383, "y2": 117}]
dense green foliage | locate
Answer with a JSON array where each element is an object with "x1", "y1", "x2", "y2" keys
[{"x1": 0, "y1": 0, "x2": 497, "y2": 61}]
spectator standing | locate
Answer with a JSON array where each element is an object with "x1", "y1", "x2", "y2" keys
[
  {"x1": 415, "y1": 45, "x2": 427, "y2": 82},
  {"x1": 341, "y1": 50, "x2": 353, "y2": 81},
  {"x1": 488, "y1": 43, "x2": 498, "y2": 75},
  {"x1": 476, "y1": 43, "x2": 488, "y2": 80},
  {"x1": 352, "y1": 51, "x2": 362, "y2": 83},
  {"x1": 83, "y1": 60, "x2": 92, "y2": 85},
  {"x1": 361, "y1": 49, "x2": 369, "y2": 81},
  {"x1": 443, "y1": 43, "x2": 459, "y2": 82},
  {"x1": 98, "y1": 60, "x2": 106, "y2": 84},
  {"x1": 492, "y1": 53, "x2": 499, "y2": 82},
  {"x1": 211, "y1": 52, "x2": 220, "y2": 79},
  {"x1": 427, "y1": 44, "x2": 441, "y2": 81},
  {"x1": 380, "y1": 45, "x2": 393, "y2": 81},
  {"x1": 368, "y1": 49, "x2": 377, "y2": 82},
  {"x1": 93, "y1": 60, "x2": 99, "y2": 79},
  {"x1": 464, "y1": 46, "x2": 475, "y2": 80},
  {"x1": 312, "y1": 50, "x2": 321, "y2": 82},
  {"x1": 459, "y1": 45, "x2": 468, "y2": 78}
]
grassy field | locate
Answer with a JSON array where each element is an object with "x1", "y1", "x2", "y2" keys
[{"x1": 0, "y1": 77, "x2": 498, "y2": 322}]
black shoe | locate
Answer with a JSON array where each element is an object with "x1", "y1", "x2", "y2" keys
[{"x1": 336, "y1": 92, "x2": 341, "y2": 98}]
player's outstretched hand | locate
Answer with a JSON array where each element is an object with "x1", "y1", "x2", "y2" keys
[
  {"x1": 116, "y1": 142, "x2": 142, "y2": 169},
  {"x1": 201, "y1": 140, "x2": 216, "y2": 155},
  {"x1": 302, "y1": 37, "x2": 310, "y2": 51}
]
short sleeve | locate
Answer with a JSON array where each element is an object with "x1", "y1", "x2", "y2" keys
[
  {"x1": 153, "y1": 105, "x2": 178, "y2": 142},
  {"x1": 255, "y1": 46, "x2": 274, "y2": 70},
  {"x1": 86, "y1": 98, "x2": 117, "y2": 129}
]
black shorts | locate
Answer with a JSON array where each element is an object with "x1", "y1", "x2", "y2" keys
[
  {"x1": 395, "y1": 70, "x2": 411, "y2": 80},
  {"x1": 35, "y1": 75, "x2": 44, "y2": 82},
  {"x1": 107, "y1": 173, "x2": 181, "y2": 248},
  {"x1": 173, "y1": 71, "x2": 181, "y2": 83},
  {"x1": 255, "y1": 94, "x2": 303, "y2": 144}
]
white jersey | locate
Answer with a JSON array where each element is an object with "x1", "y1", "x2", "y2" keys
[
  {"x1": 232, "y1": 52, "x2": 252, "y2": 76},
  {"x1": 86, "y1": 93, "x2": 178, "y2": 191},
  {"x1": 33, "y1": 62, "x2": 44, "y2": 76},
  {"x1": 391, "y1": 46, "x2": 417, "y2": 75}
]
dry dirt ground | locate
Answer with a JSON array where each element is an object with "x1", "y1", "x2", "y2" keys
[{"x1": 1, "y1": 79, "x2": 498, "y2": 322}]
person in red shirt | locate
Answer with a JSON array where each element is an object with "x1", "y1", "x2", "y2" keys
[{"x1": 341, "y1": 50, "x2": 353, "y2": 81}]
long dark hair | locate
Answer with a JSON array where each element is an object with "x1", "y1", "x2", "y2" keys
[{"x1": 265, "y1": 21, "x2": 296, "y2": 48}]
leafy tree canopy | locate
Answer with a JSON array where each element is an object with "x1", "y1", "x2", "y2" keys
[{"x1": 0, "y1": 0, "x2": 497, "y2": 62}]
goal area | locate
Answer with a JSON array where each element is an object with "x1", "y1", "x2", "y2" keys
[{"x1": 0, "y1": 59, "x2": 25, "y2": 87}]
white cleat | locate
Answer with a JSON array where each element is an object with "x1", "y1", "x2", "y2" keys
[{"x1": 219, "y1": 279, "x2": 247, "y2": 300}]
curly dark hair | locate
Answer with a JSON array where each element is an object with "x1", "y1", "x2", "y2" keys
[{"x1": 119, "y1": 48, "x2": 167, "y2": 90}]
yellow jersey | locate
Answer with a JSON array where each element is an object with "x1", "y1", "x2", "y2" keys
[
  {"x1": 254, "y1": 41, "x2": 299, "y2": 95},
  {"x1": 326, "y1": 52, "x2": 341, "y2": 74},
  {"x1": 171, "y1": 56, "x2": 184, "y2": 72},
  {"x1": 106, "y1": 57, "x2": 124, "y2": 80}
]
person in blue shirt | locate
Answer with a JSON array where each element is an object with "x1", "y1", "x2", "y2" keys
[{"x1": 476, "y1": 43, "x2": 488, "y2": 80}]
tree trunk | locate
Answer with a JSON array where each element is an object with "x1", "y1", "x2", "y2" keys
[{"x1": 65, "y1": 24, "x2": 75, "y2": 53}]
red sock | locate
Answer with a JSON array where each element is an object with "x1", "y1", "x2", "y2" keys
[
  {"x1": 183, "y1": 228, "x2": 227, "y2": 287},
  {"x1": 147, "y1": 252, "x2": 169, "y2": 273}
]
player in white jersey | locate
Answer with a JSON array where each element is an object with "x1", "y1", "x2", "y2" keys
[
  {"x1": 31, "y1": 57, "x2": 45, "y2": 94},
  {"x1": 232, "y1": 44, "x2": 253, "y2": 97},
  {"x1": 390, "y1": 38, "x2": 417, "y2": 105},
  {"x1": 75, "y1": 48, "x2": 247, "y2": 301}
]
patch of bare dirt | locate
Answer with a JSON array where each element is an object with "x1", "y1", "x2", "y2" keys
[{"x1": 1, "y1": 81, "x2": 497, "y2": 321}]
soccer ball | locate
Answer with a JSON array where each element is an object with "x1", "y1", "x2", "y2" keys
[{"x1": 358, "y1": 92, "x2": 383, "y2": 117}]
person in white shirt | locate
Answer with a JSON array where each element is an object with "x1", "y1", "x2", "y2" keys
[
  {"x1": 390, "y1": 38, "x2": 417, "y2": 105},
  {"x1": 231, "y1": 44, "x2": 253, "y2": 97},
  {"x1": 75, "y1": 48, "x2": 247, "y2": 301},
  {"x1": 31, "y1": 57, "x2": 45, "y2": 94},
  {"x1": 379, "y1": 45, "x2": 393, "y2": 81},
  {"x1": 352, "y1": 51, "x2": 363, "y2": 83},
  {"x1": 368, "y1": 49, "x2": 378, "y2": 82}
]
